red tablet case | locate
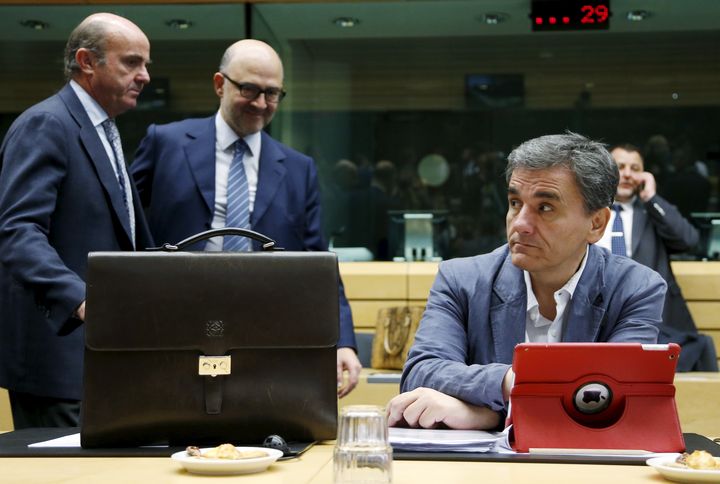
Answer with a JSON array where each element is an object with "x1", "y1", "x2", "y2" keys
[{"x1": 509, "y1": 343, "x2": 685, "y2": 453}]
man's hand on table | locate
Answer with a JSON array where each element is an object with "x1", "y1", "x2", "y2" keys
[{"x1": 386, "y1": 387, "x2": 501, "y2": 430}]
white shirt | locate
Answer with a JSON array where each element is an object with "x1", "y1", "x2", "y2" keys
[
  {"x1": 596, "y1": 198, "x2": 634, "y2": 257},
  {"x1": 69, "y1": 80, "x2": 135, "y2": 246},
  {"x1": 524, "y1": 245, "x2": 589, "y2": 343},
  {"x1": 205, "y1": 111, "x2": 262, "y2": 251}
]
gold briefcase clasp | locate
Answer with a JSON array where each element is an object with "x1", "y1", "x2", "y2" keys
[{"x1": 198, "y1": 355, "x2": 231, "y2": 377}]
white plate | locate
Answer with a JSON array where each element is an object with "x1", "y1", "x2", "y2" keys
[
  {"x1": 171, "y1": 446, "x2": 284, "y2": 476},
  {"x1": 647, "y1": 455, "x2": 720, "y2": 483}
]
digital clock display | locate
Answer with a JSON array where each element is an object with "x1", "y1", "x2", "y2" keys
[{"x1": 531, "y1": 0, "x2": 611, "y2": 31}]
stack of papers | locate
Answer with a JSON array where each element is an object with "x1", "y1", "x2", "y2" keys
[
  {"x1": 388, "y1": 427, "x2": 678, "y2": 460},
  {"x1": 389, "y1": 427, "x2": 513, "y2": 453}
]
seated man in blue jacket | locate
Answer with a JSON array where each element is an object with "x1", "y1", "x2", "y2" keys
[{"x1": 387, "y1": 132, "x2": 666, "y2": 430}]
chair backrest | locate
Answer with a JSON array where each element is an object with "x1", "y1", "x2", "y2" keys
[{"x1": 355, "y1": 331, "x2": 375, "y2": 368}]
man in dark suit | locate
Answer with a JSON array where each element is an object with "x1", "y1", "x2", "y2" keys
[
  {"x1": 596, "y1": 143, "x2": 717, "y2": 371},
  {"x1": 130, "y1": 39, "x2": 362, "y2": 397},
  {"x1": 0, "y1": 13, "x2": 153, "y2": 428}
]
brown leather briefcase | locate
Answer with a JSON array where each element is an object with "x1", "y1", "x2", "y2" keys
[{"x1": 81, "y1": 229, "x2": 339, "y2": 448}]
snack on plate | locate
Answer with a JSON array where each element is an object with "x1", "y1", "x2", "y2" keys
[
  {"x1": 186, "y1": 444, "x2": 268, "y2": 460},
  {"x1": 675, "y1": 450, "x2": 720, "y2": 470}
]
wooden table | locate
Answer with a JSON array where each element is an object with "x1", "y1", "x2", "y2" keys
[{"x1": 2, "y1": 443, "x2": 667, "y2": 483}]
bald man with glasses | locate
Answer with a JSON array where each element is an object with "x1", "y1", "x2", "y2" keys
[{"x1": 131, "y1": 39, "x2": 362, "y2": 397}]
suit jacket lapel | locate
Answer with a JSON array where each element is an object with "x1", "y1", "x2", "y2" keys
[
  {"x1": 183, "y1": 117, "x2": 216, "y2": 214},
  {"x1": 252, "y1": 131, "x2": 287, "y2": 225},
  {"x1": 488, "y1": 245, "x2": 608, "y2": 350},
  {"x1": 59, "y1": 85, "x2": 133, "y2": 244},
  {"x1": 490, "y1": 255, "x2": 527, "y2": 363},
  {"x1": 562, "y1": 245, "x2": 606, "y2": 342},
  {"x1": 631, "y1": 197, "x2": 647, "y2": 257}
]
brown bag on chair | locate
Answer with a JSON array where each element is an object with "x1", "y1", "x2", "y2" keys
[{"x1": 370, "y1": 306, "x2": 424, "y2": 370}]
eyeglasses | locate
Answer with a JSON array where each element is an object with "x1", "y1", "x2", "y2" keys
[{"x1": 221, "y1": 73, "x2": 286, "y2": 103}]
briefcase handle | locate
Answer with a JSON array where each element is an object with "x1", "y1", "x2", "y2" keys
[{"x1": 146, "y1": 228, "x2": 283, "y2": 252}]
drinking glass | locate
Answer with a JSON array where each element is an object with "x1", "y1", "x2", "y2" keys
[{"x1": 333, "y1": 405, "x2": 393, "y2": 484}]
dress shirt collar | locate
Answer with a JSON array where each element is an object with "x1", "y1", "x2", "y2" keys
[
  {"x1": 215, "y1": 111, "x2": 261, "y2": 157},
  {"x1": 614, "y1": 196, "x2": 636, "y2": 211},
  {"x1": 524, "y1": 244, "x2": 589, "y2": 327},
  {"x1": 69, "y1": 80, "x2": 110, "y2": 127}
]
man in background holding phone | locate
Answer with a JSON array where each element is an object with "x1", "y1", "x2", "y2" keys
[{"x1": 596, "y1": 143, "x2": 717, "y2": 371}]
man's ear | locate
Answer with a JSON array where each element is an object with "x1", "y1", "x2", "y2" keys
[
  {"x1": 75, "y1": 48, "x2": 95, "y2": 74},
  {"x1": 213, "y1": 72, "x2": 225, "y2": 98},
  {"x1": 587, "y1": 207, "x2": 610, "y2": 244}
]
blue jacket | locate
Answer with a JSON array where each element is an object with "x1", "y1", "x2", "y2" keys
[
  {"x1": 130, "y1": 117, "x2": 356, "y2": 348},
  {"x1": 401, "y1": 243, "x2": 666, "y2": 412},
  {"x1": 0, "y1": 84, "x2": 153, "y2": 399}
]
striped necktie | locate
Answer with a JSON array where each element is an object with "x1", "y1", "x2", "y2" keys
[
  {"x1": 611, "y1": 204, "x2": 627, "y2": 256},
  {"x1": 101, "y1": 118, "x2": 135, "y2": 248},
  {"x1": 224, "y1": 139, "x2": 251, "y2": 251}
]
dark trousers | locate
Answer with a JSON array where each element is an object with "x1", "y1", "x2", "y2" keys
[{"x1": 9, "y1": 390, "x2": 80, "y2": 429}]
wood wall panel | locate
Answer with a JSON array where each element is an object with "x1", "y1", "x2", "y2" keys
[
  {"x1": 290, "y1": 32, "x2": 720, "y2": 111},
  {"x1": 407, "y1": 263, "x2": 438, "y2": 300},
  {"x1": 1, "y1": 30, "x2": 718, "y2": 114},
  {"x1": 0, "y1": 39, "x2": 227, "y2": 114},
  {"x1": 687, "y1": 303, "x2": 720, "y2": 329},
  {"x1": 673, "y1": 262, "x2": 720, "y2": 300}
]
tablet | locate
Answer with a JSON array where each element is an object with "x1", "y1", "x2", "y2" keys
[
  {"x1": 510, "y1": 343, "x2": 684, "y2": 453},
  {"x1": 513, "y1": 342, "x2": 679, "y2": 385}
]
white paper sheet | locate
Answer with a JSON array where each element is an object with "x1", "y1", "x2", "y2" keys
[
  {"x1": 28, "y1": 433, "x2": 168, "y2": 449},
  {"x1": 28, "y1": 433, "x2": 81, "y2": 448}
]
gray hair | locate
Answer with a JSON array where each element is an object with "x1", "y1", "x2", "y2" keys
[
  {"x1": 505, "y1": 131, "x2": 618, "y2": 213},
  {"x1": 64, "y1": 19, "x2": 108, "y2": 80}
]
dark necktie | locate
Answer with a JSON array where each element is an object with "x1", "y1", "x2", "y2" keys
[
  {"x1": 101, "y1": 118, "x2": 135, "y2": 247},
  {"x1": 611, "y1": 204, "x2": 627, "y2": 256},
  {"x1": 224, "y1": 139, "x2": 251, "y2": 251}
]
